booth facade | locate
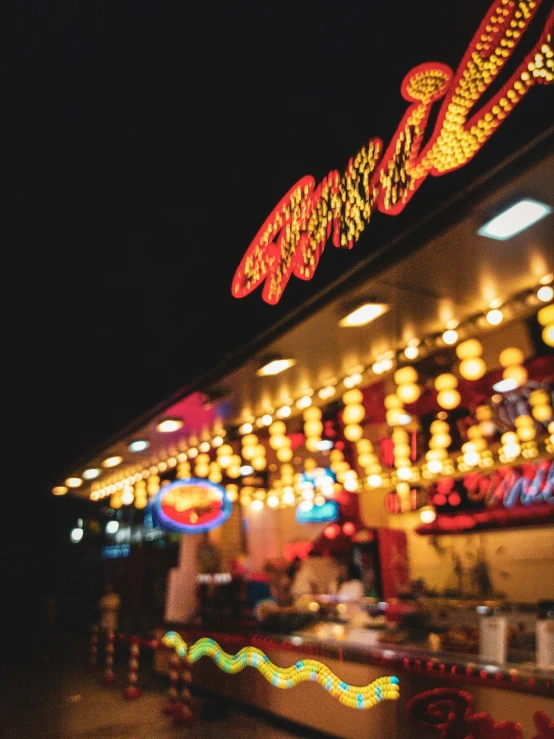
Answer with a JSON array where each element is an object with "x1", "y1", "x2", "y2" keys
[{"x1": 56, "y1": 2, "x2": 554, "y2": 735}]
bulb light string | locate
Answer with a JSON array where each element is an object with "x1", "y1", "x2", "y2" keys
[
  {"x1": 61, "y1": 284, "x2": 552, "y2": 500},
  {"x1": 162, "y1": 632, "x2": 399, "y2": 710}
]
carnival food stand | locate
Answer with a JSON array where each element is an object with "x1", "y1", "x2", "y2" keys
[{"x1": 56, "y1": 1, "x2": 553, "y2": 735}]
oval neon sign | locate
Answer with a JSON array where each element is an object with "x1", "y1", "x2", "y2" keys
[{"x1": 153, "y1": 478, "x2": 232, "y2": 534}]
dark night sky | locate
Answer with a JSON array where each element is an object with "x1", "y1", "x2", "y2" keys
[{"x1": 4, "y1": 0, "x2": 553, "y2": 581}]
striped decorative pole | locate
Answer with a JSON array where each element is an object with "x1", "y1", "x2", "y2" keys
[
  {"x1": 89, "y1": 625, "x2": 99, "y2": 670},
  {"x1": 123, "y1": 638, "x2": 142, "y2": 699},
  {"x1": 173, "y1": 657, "x2": 194, "y2": 725},
  {"x1": 103, "y1": 631, "x2": 116, "y2": 685},
  {"x1": 163, "y1": 652, "x2": 181, "y2": 715}
]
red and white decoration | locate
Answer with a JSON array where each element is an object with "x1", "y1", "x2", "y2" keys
[{"x1": 123, "y1": 638, "x2": 142, "y2": 700}]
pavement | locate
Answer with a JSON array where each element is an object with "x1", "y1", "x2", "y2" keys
[{"x1": 1, "y1": 636, "x2": 312, "y2": 739}]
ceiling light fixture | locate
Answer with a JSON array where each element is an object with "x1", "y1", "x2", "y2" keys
[
  {"x1": 256, "y1": 357, "x2": 296, "y2": 377},
  {"x1": 82, "y1": 468, "x2": 100, "y2": 480},
  {"x1": 129, "y1": 440, "x2": 149, "y2": 452},
  {"x1": 65, "y1": 477, "x2": 83, "y2": 488},
  {"x1": 492, "y1": 378, "x2": 519, "y2": 393},
  {"x1": 478, "y1": 199, "x2": 552, "y2": 240},
  {"x1": 339, "y1": 303, "x2": 389, "y2": 328},
  {"x1": 52, "y1": 486, "x2": 68, "y2": 496},
  {"x1": 156, "y1": 418, "x2": 183, "y2": 433},
  {"x1": 102, "y1": 455, "x2": 123, "y2": 468}
]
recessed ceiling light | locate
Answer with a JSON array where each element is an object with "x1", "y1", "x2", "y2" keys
[
  {"x1": 129, "y1": 440, "x2": 149, "y2": 452},
  {"x1": 478, "y1": 199, "x2": 552, "y2": 240},
  {"x1": 339, "y1": 303, "x2": 389, "y2": 327},
  {"x1": 82, "y1": 468, "x2": 100, "y2": 480},
  {"x1": 492, "y1": 378, "x2": 518, "y2": 393},
  {"x1": 156, "y1": 418, "x2": 183, "y2": 433},
  {"x1": 65, "y1": 477, "x2": 83, "y2": 488},
  {"x1": 102, "y1": 455, "x2": 123, "y2": 468},
  {"x1": 256, "y1": 358, "x2": 296, "y2": 376}
]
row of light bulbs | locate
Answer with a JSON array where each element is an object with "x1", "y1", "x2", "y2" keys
[
  {"x1": 107, "y1": 417, "x2": 554, "y2": 511},
  {"x1": 237, "y1": 279, "x2": 553, "y2": 433},
  {"x1": 86, "y1": 361, "x2": 554, "y2": 505},
  {"x1": 54, "y1": 281, "x2": 553, "y2": 498}
]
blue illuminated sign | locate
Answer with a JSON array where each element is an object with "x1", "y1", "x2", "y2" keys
[
  {"x1": 102, "y1": 544, "x2": 131, "y2": 559},
  {"x1": 296, "y1": 500, "x2": 339, "y2": 524}
]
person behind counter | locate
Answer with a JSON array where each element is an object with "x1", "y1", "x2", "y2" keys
[
  {"x1": 338, "y1": 563, "x2": 364, "y2": 600},
  {"x1": 290, "y1": 551, "x2": 343, "y2": 599},
  {"x1": 337, "y1": 563, "x2": 365, "y2": 621}
]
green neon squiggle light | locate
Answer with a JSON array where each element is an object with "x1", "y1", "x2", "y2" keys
[{"x1": 162, "y1": 631, "x2": 399, "y2": 710}]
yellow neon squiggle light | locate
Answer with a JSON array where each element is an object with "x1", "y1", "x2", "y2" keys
[{"x1": 162, "y1": 632, "x2": 399, "y2": 710}]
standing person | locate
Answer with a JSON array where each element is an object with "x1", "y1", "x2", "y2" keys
[
  {"x1": 99, "y1": 582, "x2": 121, "y2": 633},
  {"x1": 338, "y1": 564, "x2": 365, "y2": 620},
  {"x1": 338, "y1": 563, "x2": 364, "y2": 599}
]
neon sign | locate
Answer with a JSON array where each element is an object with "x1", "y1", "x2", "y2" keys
[
  {"x1": 464, "y1": 459, "x2": 554, "y2": 509},
  {"x1": 163, "y1": 632, "x2": 399, "y2": 709},
  {"x1": 296, "y1": 500, "x2": 339, "y2": 524},
  {"x1": 153, "y1": 478, "x2": 232, "y2": 534},
  {"x1": 232, "y1": 0, "x2": 553, "y2": 305}
]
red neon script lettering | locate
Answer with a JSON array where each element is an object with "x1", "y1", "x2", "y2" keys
[{"x1": 232, "y1": 0, "x2": 553, "y2": 305}]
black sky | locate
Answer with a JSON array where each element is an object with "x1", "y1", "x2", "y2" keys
[{"x1": 6, "y1": 0, "x2": 553, "y2": 490}]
